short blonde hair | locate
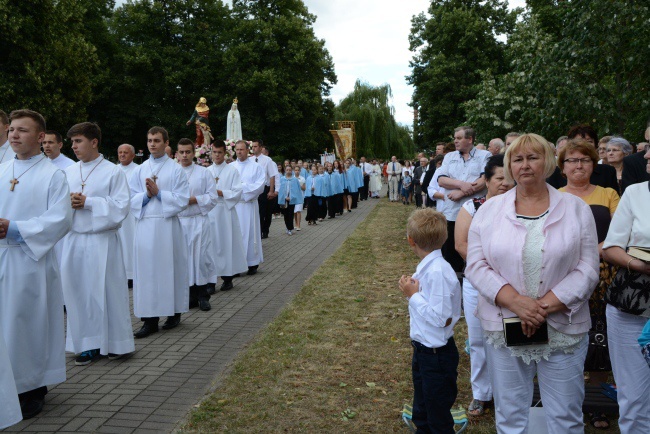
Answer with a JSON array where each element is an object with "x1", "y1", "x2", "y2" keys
[
  {"x1": 504, "y1": 133, "x2": 557, "y2": 183},
  {"x1": 557, "y1": 138, "x2": 599, "y2": 175},
  {"x1": 407, "y1": 208, "x2": 447, "y2": 252}
]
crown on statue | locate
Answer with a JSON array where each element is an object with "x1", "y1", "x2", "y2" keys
[{"x1": 233, "y1": 97, "x2": 238, "y2": 104}]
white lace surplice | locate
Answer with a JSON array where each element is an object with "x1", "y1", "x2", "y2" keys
[{"x1": 485, "y1": 211, "x2": 582, "y2": 364}]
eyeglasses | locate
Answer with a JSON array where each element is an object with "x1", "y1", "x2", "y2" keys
[
  {"x1": 563, "y1": 158, "x2": 593, "y2": 165},
  {"x1": 606, "y1": 148, "x2": 622, "y2": 153}
]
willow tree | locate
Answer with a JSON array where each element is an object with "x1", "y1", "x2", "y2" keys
[{"x1": 335, "y1": 80, "x2": 414, "y2": 159}]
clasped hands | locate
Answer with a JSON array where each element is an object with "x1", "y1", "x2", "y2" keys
[
  {"x1": 145, "y1": 178, "x2": 159, "y2": 198},
  {"x1": 0, "y1": 218, "x2": 9, "y2": 239},
  {"x1": 509, "y1": 294, "x2": 550, "y2": 338},
  {"x1": 70, "y1": 193, "x2": 86, "y2": 209}
]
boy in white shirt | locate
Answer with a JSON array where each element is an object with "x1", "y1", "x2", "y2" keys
[{"x1": 399, "y1": 208, "x2": 461, "y2": 433}]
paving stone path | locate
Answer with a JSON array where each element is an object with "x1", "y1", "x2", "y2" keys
[{"x1": 5, "y1": 195, "x2": 382, "y2": 433}]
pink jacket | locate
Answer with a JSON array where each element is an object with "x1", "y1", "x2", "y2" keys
[{"x1": 465, "y1": 184, "x2": 599, "y2": 334}]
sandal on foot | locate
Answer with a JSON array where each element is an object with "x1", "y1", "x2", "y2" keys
[
  {"x1": 589, "y1": 413, "x2": 610, "y2": 430},
  {"x1": 468, "y1": 399, "x2": 487, "y2": 417}
]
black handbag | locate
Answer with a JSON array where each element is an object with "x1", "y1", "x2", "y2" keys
[{"x1": 584, "y1": 317, "x2": 611, "y2": 372}]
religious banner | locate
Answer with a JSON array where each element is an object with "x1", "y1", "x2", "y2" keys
[
  {"x1": 320, "y1": 151, "x2": 336, "y2": 166},
  {"x1": 330, "y1": 127, "x2": 353, "y2": 160}
]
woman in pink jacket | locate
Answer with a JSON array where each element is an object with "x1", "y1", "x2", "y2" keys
[{"x1": 466, "y1": 134, "x2": 599, "y2": 434}]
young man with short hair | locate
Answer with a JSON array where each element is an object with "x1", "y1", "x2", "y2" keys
[
  {"x1": 0, "y1": 109, "x2": 72, "y2": 418},
  {"x1": 207, "y1": 141, "x2": 248, "y2": 291},
  {"x1": 129, "y1": 127, "x2": 190, "y2": 338},
  {"x1": 42, "y1": 130, "x2": 74, "y2": 169},
  {"x1": 176, "y1": 138, "x2": 217, "y2": 311},
  {"x1": 60, "y1": 122, "x2": 135, "y2": 365}
]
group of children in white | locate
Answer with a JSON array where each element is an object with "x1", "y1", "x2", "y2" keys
[{"x1": 2, "y1": 108, "x2": 368, "y2": 427}]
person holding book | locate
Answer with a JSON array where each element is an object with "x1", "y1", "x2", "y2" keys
[
  {"x1": 558, "y1": 137, "x2": 620, "y2": 429},
  {"x1": 466, "y1": 134, "x2": 599, "y2": 433},
  {"x1": 601, "y1": 144, "x2": 650, "y2": 434},
  {"x1": 399, "y1": 208, "x2": 461, "y2": 433}
]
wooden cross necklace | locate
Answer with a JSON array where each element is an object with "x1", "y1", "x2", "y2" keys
[
  {"x1": 10, "y1": 156, "x2": 46, "y2": 191},
  {"x1": 213, "y1": 162, "x2": 226, "y2": 185},
  {"x1": 150, "y1": 157, "x2": 169, "y2": 184},
  {"x1": 79, "y1": 156, "x2": 105, "y2": 193}
]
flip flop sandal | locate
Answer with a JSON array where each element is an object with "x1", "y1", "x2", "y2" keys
[
  {"x1": 589, "y1": 412, "x2": 610, "y2": 430},
  {"x1": 468, "y1": 399, "x2": 486, "y2": 416}
]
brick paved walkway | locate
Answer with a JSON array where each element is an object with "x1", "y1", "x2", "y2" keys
[{"x1": 5, "y1": 195, "x2": 381, "y2": 433}]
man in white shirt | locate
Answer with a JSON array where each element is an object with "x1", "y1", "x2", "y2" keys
[
  {"x1": 250, "y1": 140, "x2": 278, "y2": 238},
  {"x1": 60, "y1": 122, "x2": 134, "y2": 365},
  {"x1": 0, "y1": 110, "x2": 16, "y2": 164},
  {"x1": 437, "y1": 126, "x2": 490, "y2": 272},
  {"x1": 117, "y1": 144, "x2": 139, "y2": 283},
  {"x1": 0, "y1": 109, "x2": 72, "y2": 418},
  {"x1": 42, "y1": 130, "x2": 74, "y2": 169},
  {"x1": 234, "y1": 140, "x2": 265, "y2": 274},
  {"x1": 130, "y1": 127, "x2": 190, "y2": 338},
  {"x1": 387, "y1": 155, "x2": 402, "y2": 202},
  {"x1": 176, "y1": 139, "x2": 217, "y2": 311}
]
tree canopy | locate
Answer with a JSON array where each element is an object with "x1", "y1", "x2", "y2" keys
[
  {"x1": 0, "y1": 0, "x2": 337, "y2": 159},
  {"x1": 411, "y1": 0, "x2": 650, "y2": 145}
]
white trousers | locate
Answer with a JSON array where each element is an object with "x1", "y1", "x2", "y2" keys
[
  {"x1": 388, "y1": 176, "x2": 400, "y2": 201},
  {"x1": 606, "y1": 305, "x2": 650, "y2": 434},
  {"x1": 486, "y1": 337, "x2": 587, "y2": 434},
  {"x1": 463, "y1": 278, "x2": 492, "y2": 401}
]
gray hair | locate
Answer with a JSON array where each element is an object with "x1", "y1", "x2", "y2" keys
[
  {"x1": 454, "y1": 126, "x2": 476, "y2": 142},
  {"x1": 119, "y1": 143, "x2": 136, "y2": 154},
  {"x1": 555, "y1": 135, "x2": 568, "y2": 148},
  {"x1": 607, "y1": 136, "x2": 633, "y2": 156},
  {"x1": 489, "y1": 138, "x2": 505, "y2": 150}
]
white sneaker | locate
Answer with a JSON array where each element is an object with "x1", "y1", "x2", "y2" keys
[
  {"x1": 295, "y1": 227, "x2": 301, "y2": 231},
  {"x1": 287, "y1": 230, "x2": 292, "y2": 236}
]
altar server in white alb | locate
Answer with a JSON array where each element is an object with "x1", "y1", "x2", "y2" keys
[
  {"x1": 117, "y1": 144, "x2": 139, "y2": 282},
  {"x1": 130, "y1": 127, "x2": 190, "y2": 338},
  {"x1": 0, "y1": 110, "x2": 16, "y2": 164},
  {"x1": 176, "y1": 138, "x2": 218, "y2": 311},
  {"x1": 0, "y1": 109, "x2": 72, "y2": 419},
  {"x1": 0, "y1": 322, "x2": 22, "y2": 429},
  {"x1": 42, "y1": 130, "x2": 75, "y2": 169},
  {"x1": 207, "y1": 141, "x2": 248, "y2": 292},
  {"x1": 60, "y1": 122, "x2": 135, "y2": 366},
  {"x1": 232, "y1": 140, "x2": 265, "y2": 275}
]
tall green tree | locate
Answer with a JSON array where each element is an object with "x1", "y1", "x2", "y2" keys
[
  {"x1": 224, "y1": 0, "x2": 337, "y2": 158},
  {"x1": 0, "y1": 0, "x2": 101, "y2": 133},
  {"x1": 335, "y1": 80, "x2": 414, "y2": 159},
  {"x1": 407, "y1": 0, "x2": 516, "y2": 147},
  {"x1": 465, "y1": 1, "x2": 650, "y2": 142}
]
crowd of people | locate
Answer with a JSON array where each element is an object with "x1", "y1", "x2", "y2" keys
[
  {"x1": 399, "y1": 124, "x2": 650, "y2": 433},
  {"x1": 0, "y1": 108, "x2": 380, "y2": 427}
]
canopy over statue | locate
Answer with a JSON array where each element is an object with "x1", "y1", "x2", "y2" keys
[
  {"x1": 186, "y1": 97, "x2": 214, "y2": 147},
  {"x1": 227, "y1": 98, "x2": 242, "y2": 141}
]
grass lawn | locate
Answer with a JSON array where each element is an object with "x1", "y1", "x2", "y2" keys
[{"x1": 181, "y1": 199, "x2": 616, "y2": 433}]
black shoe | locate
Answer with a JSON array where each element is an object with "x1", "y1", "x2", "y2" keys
[
  {"x1": 134, "y1": 322, "x2": 159, "y2": 339},
  {"x1": 20, "y1": 397, "x2": 44, "y2": 419},
  {"x1": 247, "y1": 266, "x2": 258, "y2": 275},
  {"x1": 220, "y1": 280, "x2": 234, "y2": 291},
  {"x1": 189, "y1": 298, "x2": 198, "y2": 309},
  {"x1": 261, "y1": 233, "x2": 268, "y2": 239},
  {"x1": 162, "y1": 314, "x2": 181, "y2": 330},
  {"x1": 198, "y1": 300, "x2": 211, "y2": 311},
  {"x1": 206, "y1": 284, "x2": 216, "y2": 295},
  {"x1": 75, "y1": 349, "x2": 100, "y2": 366}
]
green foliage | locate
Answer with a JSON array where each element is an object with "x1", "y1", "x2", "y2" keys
[
  {"x1": 407, "y1": 0, "x2": 517, "y2": 146},
  {"x1": 334, "y1": 80, "x2": 415, "y2": 159},
  {"x1": 465, "y1": 0, "x2": 650, "y2": 143},
  {"x1": 0, "y1": 0, "x2": 101, "y2": 133},
  {"x1": 0, "y1": 0, "x2": 336, "y2": 159}
]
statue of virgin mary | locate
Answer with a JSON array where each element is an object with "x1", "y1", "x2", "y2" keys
[{"x1": 226, "y1": 98, "x2": 243, "y2": 141}]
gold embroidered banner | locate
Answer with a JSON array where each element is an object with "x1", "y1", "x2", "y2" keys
[{"x1": 330, "y1": 128, "x2": 353, "y2": 160}]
